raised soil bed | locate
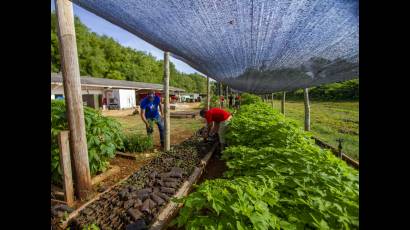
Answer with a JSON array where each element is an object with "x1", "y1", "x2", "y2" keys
[{"x1": 55, "y1": 131, "x2": 217, "y2": 230}]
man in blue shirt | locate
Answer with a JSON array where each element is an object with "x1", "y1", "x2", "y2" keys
[{"x1": 140, "y1": 91, "x2": 164, "y2": 148}]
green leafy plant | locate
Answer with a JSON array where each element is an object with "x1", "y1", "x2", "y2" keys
[
  {"x1": 51, "y1": 100, "x2": 124, "y2": 184},
  {"x1": 240, "y1": 93, "x2": 262, "y2": 106},
  {"x1": 82, "y1": 223, "x2": 100, "y2": 230},
  {"x1": 174, "y1": 102, "x2": 359, "y2": 229},
  {"x1": 122, "y1": 133, "x2": 153, "y2": 153}
]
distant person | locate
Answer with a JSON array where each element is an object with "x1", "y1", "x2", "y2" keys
[
  {"x1": 140, "y1": 91, "x2": 164, "y2": 148},
  {"x1": 235, "y1": 94, "x2": 241, "y2": 109},
  {"x1": 199, "y1": 107, "x2": 232, "y2": 149},
  {"x1": 228, "y1": 94, "x2": 234, "y2": 108}
]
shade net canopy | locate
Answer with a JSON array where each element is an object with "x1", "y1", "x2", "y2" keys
[{"x1": 72, "y1": 0, "x2": 358, "y2": 93}]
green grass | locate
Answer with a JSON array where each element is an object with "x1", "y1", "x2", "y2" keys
[
  {"x1": 269, "y1": 99, "x2": 359, "y2": 160},
  {"x1": 109, "y1": 115, "x2": 204, "y2": 146}
]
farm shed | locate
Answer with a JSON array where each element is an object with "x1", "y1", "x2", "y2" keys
[{"x1": 51, "y1": 72, "x2": 185, "y2": 109}]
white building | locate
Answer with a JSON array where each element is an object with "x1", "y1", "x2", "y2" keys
[{"x1": 51, "y1": 73, "x2": 185, "y2": 110}]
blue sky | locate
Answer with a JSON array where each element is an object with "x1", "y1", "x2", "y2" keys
[{"x1": 51, "y1": 1, "x2": 199, "y2": 75}]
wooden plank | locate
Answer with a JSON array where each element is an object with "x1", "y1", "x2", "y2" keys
[
  {"x1": 51, "y1": 199, "x2": 68, "y2": 206},
  {"x1": 149, "y1": 142, "x2": 217, "y2": 230},
  {"x1": 164, "y1": 51, "x2": 171, "y2": 151},
  {"x1": 116, "y1": 151, "x2": 138, "y2": 159},
  {"x1": 58, "y1": 131, "x2": 75, "y2": 207},
  {"x1": 304, "y1": 88, "x2": 311, "y2": 131},
  {"x1": 55, "y1": 0, "x2": 91, "y2": 199},
  {"x1": 312, "y1": 137, "x2": 359, "y2": 169},
  {"x1": 91, "y1": 165, "x2": 121, "y2": 186}
]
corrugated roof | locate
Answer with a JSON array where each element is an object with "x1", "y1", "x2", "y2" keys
[{"x1": 51, "y1": 73, "x2": 185, "y2": 92}]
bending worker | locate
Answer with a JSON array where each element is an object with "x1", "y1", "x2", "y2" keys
[
  {"x1": 199, "y1": 107, "x2": 232, "y2": 149},
  {"x1": 140, "y1": 91, "x2": 164, "y2": 148}
]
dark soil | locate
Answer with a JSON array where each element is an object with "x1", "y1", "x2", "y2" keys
[
  {"x1": 167, "y1": 146, "x2": 228, "y2": 230},
  {"x1": 197, "y1": 148, "x2": 228, "y2": 183},
  {"x1": 53, "y1": 130, "x2": 216, "y2": 230}
]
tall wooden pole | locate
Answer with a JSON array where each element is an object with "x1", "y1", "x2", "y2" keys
[
  {"x1": 281, "y1": 92, "x2": 286, "y2": 115},
  {"x1": 271, "y1": 93, "x2": 274, "y2": 109},
  {"x1": 163, "y1": 51, "x2": 171, "y2": 151},
  {"x1": 304, "y1": 88, "x2": 311, "y2": 131},
  {"x1": 206, "y1": 77, "x2": 211, "y2": 110},
  {"x1": 219, "y1": 82, "x2": 222, "y2": 108},
  {"x1": 55, "y1": 0, "x2": 91, "y2": 199}
]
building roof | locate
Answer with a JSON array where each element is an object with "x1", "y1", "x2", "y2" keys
[{"x1": 51, "y1": 73, "x2": 185, "y2": 92}]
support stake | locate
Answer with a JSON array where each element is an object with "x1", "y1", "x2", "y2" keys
[
  {"x1": 304, "y1": 88, "x2": 311, "y2": 131},
  {"x1": 271, "y1": 93, "x2": 274, "y2": 109},
  {"x1": 281, "y1": 92, "x2": 286, "y2": 115},
  {"x1": 206, "y1": 77, "x2": 211, "y2": 110},
  {"x1": 58, "y1": 131, "x2": 74, "y2": 207}
]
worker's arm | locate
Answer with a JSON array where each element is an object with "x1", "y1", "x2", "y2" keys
[{"x1": 140, "y1": 109, "x2": 149, "y2": 127}]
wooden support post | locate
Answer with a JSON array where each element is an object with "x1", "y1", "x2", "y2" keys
[
  {"x1": 206, "y1": 77, "x2": 211, "y2": 110},
  {"x1": 219, "y1": 82, "x2": 222, "y2": 108},
  {"x1": 225, "y1": 85, "x2": 229, "y2": 103},
  {"x1": 57, "y1": 131, "x2": 74, "y2": 207},
  {"x1": 271, "y1": 93, "x2": 274, "y2": 109},
  {"x1": 55, "y1": 0, "x2": 91, "y2": 199},
  {"x1": 163, "y1": 51, "x2": 171, "y2": 151},
  {"x1": 281, "y1": 92, "x2": 286, "y2": 115},
  {"x1": 304, "y1": 88, "x2": 311, "y2": 131}
]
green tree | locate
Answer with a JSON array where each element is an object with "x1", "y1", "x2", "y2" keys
[{"x1": 50, "y1": 12, "x2": 207, "y2": 93}]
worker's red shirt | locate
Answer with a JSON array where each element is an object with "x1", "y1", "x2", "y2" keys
[{"x1": 205, "y1": 108, "x2": 231, "y2": 124}]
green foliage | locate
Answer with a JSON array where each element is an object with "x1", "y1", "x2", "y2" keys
[
  {"x1": 240, "y1": 93, "x2": 262, "y2": 106},
  {"x1": 282, "y1": 79, "x2": 359, "y2": 101},
  {"x1": 51, "y1": 12, "x2": 207, "y2": 93},
  {"x1": 174, "y1": 102, "x2": 359, "y2": 229},
  {"x1": 82, "y1": 223, "x2": 100, "y2": 230},
  {"x1": 225, "y1": 102, "x2": 313, "y2": 149},
  {"x1": 51, "y1": 100, "x2": 124, "y2": 184},
  {"x1": 122, "y1": 133, "x2": 153, "y2": 153}
]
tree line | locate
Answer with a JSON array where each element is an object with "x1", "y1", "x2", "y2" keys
[{"x1": 51, "y1": 12, "x2": 207, "y2": 93}]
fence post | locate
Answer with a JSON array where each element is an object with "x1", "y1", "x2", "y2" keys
[
  {"x1": 206, "y1": 77, "x2": 211, "y2": 110},
  {"x1": 304, "y1": 88, "x2": 311, "y2": 131},
  {"x1": 271, "y1": 93, "x2": 274, "y2": 109},
  {"x1": 281, "y1": 92, "x2": 286, "y2": 115},
  {"x1": 55, "y1": 0, "x2": 91, "y2": 199}
]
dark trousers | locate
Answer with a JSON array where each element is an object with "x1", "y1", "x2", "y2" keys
[{"x1": 146, "y1": 116, "x2": 164, "y2": 147}]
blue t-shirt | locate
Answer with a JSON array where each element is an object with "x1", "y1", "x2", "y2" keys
[{"x1": 140, "y1": 95, "x2": 160, "y2": 119}]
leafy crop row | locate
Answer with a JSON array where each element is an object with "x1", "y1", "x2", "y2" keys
[
  {"x1": 174, "y1": 102, "x2": 359, "y2": 229},
  {"x1": 51, "y1": 100, "x2": 124, "y2": 184}
]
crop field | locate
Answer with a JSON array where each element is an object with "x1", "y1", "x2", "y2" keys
[{"x1": 269, "y1": 99, "x2": 359, "y2": 160}]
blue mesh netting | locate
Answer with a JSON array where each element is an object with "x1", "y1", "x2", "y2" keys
[{"x1": 72, "y1": 0, "x2": 358, "y2": 93}]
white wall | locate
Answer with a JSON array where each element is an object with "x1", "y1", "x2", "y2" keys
[{"x1": 118, "y1": 89, "x2": 136, "y2": 109}]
